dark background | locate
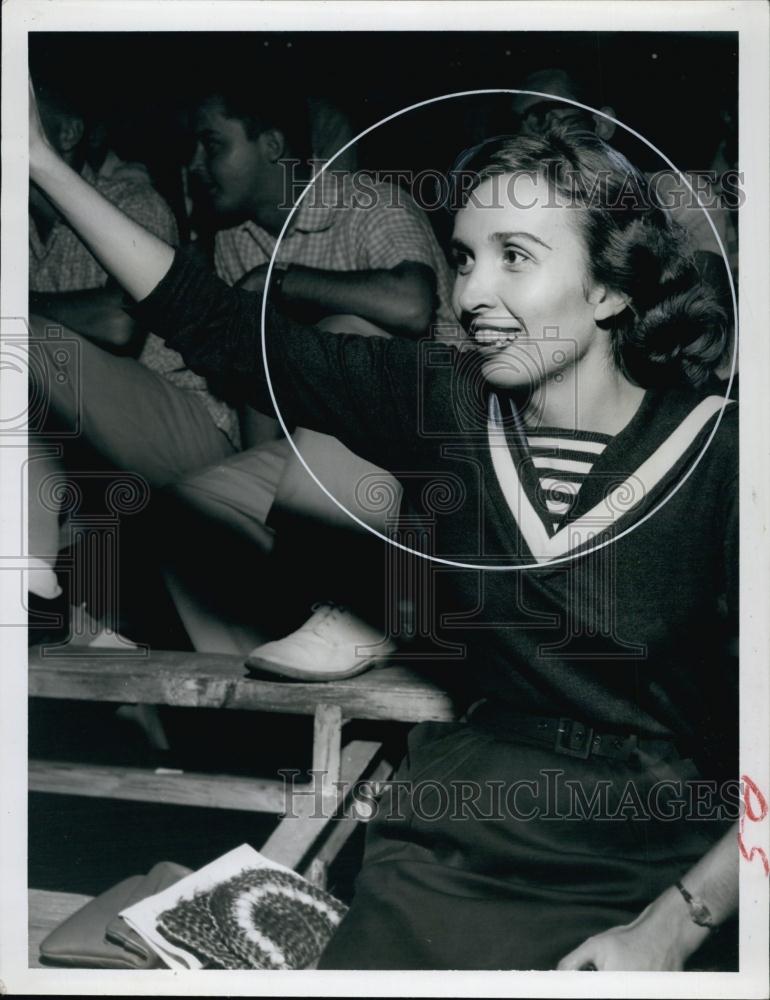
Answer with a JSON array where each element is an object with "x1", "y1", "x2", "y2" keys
[{"x1": 29, "y1": 30, "x2": 737, "y2": 178}]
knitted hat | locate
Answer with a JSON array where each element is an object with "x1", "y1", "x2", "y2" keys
[{"x1": 156, "y1": 867, "x2": 348, "y2": 969}]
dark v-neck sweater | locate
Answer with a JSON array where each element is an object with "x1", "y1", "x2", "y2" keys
[{"x1": 132, "y1": 245, "x2": 738, "y2": 773}]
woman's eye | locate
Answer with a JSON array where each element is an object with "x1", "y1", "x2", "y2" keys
[{"x1": 502, "y1": 246, "x2": 529, "y2": 267}]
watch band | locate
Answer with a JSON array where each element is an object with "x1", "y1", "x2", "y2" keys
[{"x1": 675, "y1": 880, "x2": 715, "y2": 929}]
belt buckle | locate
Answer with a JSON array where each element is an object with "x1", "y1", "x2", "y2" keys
[{"x1": 554, "y1": 718, "x2": 594, "y2": 759}]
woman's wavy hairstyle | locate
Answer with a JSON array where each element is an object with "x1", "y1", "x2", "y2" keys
[{"x1": 450, "y1": 130, "x2": 728, "y2": 388}]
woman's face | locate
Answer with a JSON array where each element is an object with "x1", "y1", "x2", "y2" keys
[{"x1": 451, "y1": 172, "x2": 613, "y2": 390}]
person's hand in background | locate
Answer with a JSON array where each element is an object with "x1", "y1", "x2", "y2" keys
[{"x1": 234, "y1": 263, "x2": 270, "y2": 295}]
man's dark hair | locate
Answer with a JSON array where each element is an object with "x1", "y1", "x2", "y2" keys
[{"x1": 194, "y1": 67, "x2": 313, "y2": 165}]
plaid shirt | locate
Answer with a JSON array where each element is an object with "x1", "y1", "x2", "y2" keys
[
  {"x1": 214, "y1": 171, "x2": 458, "y2": 336},
  {"x1": 30, "y1": 161, "x2": 240, "y2": 447}
]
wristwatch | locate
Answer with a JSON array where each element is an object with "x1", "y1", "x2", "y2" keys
[{"x1": 675, "y1": 880, "x2": 715, "y2": 929}]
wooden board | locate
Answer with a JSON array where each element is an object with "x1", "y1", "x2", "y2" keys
[
  {"x1": 29, "y1": 760, "x2": 287, "y2": 813},
  {"x1": 28, "y1": 889, "x2": 93, "y2": 968},
  {"x1": 28, "y1": 647, "x2": 459, "y2": 723}
]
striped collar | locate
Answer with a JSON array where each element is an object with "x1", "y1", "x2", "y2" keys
[
  {"x1": 525, "y1": 426, "x2": 612, "y2": 532},
  {"x1": 487, "y1": 390, "x2": 734, "y2": 565}
]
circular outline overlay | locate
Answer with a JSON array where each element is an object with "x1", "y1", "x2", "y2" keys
[{"x1": 260, "y1": 89, "x2": 737, "y2": 572}]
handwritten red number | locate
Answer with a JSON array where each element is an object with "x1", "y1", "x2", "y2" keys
[{"x1": 738, "y1": 775, "x2": 770, "y2": 876}]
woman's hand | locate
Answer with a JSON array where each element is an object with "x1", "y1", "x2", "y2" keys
[
  {"x1": 559, "y1": 824, "x2": 738, "y2": 971},
  {"x1": 557, "y1": 886, "x2": 710, "y2": 971}
]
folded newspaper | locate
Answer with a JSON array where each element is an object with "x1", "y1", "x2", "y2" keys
[{"x1": 119, "y1": 844, "x2": 348, "y2": 970}]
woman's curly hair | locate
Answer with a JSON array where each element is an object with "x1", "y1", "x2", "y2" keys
[{"x1": 451, "y1": 130, "x2": 728, "y2": 388}]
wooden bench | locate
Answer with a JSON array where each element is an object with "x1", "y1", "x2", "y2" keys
[
  {"x1": 28, "y1": 889, "x2": 93, "y2": 968},
  {"x1": 29, "y1": 646, "x2": 461, "y2": 880}
]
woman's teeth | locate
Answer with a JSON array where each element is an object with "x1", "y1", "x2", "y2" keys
[{"x1": 474, "y1": 327, "x2": 521, "y2": 348}]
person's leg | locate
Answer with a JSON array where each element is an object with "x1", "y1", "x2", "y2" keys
[
  {"x1": 166, "y1": 438, "x2": 292, "y2": 553},
  {"x1": 273, "y1": 430, "x2": 402, "y2": 533},
  {"x1": 29, "y1": 316, "x2": 234, "y2": 484},
  {"x1": 27, "y1": 448, "x2": 66, "y2": 599},
  {"x1": 155, "y1": 314, "x2": 402, "y2": 657},
  {"x1": 245, "y1": 314, "x2": 404, "y2": 675},
  {"x1": 154, "y1": 438, "x2": 292, "y2": 653},
  {"x1": 319, "y1": 721, "x2": 731, "y2": 970},
  {"x1": 273, "y1": 313, "x2": 402, "y2": 532},
  {"x1": 28, "y1": 316, "x2": 234, "y2": 641}
]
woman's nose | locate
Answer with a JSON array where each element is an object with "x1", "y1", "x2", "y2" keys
[{"x1": 455, "y1": 262, "x2": 498, "y2": 315}]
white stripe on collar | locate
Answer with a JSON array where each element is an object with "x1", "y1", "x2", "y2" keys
[
  {"x1": 488, "y1": 393, "x2": 733, "y2": 564},
  {"x1": 526, "y1": 434, "x2": 608, "y2": 453}
]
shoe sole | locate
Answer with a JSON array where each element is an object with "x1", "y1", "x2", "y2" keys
[{"x1": 243, "y1": 653, "x2": 391, "y2": 683}]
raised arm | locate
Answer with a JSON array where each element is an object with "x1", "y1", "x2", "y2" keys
[
  {"x1": 29, "y1": 78, "x2": 174, "y2": 302},
  {"x1": 129, "y1": 244, "x2": 428, "y2": 471},
  {"x1": 29, "y1": 79, "x2": 437, "y2": 472}
]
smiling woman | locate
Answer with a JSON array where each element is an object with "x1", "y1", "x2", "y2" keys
[
  {"x1": 452, "y1": 131, "x2": 726, "y2": 396},
  {"x1": 29, "y1": 88, "x2": 738, "y2": 970},
  {"x1": 451, "y1": 170, "x2": 638, "y2": 434}
]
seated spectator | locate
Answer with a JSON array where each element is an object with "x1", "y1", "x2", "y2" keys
[
  {"x1": 27, "y1": 79, "x2": 240, "y2": 630},
  {"x1": 160, "y1": 74, "x2": 457, "y2": 669}
]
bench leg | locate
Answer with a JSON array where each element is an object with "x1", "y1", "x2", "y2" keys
[
  {"x1": 260, "y1": 704, "x2": 342, "y2": 868},
  {"x1": 310, "y1": 756, "x2": 395, "y2": 872},
  {"x1": 260, "y1": 705, "x2": 382, "y2": 871},
  {"x1": 313, "y1": 703, "x2": 343, "y2": 800}
]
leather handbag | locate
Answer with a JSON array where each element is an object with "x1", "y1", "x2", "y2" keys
[{"x1": 39, "y1": 861, "x2": 191, "y2": 969}]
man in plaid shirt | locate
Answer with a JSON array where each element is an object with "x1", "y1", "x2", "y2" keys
[{"x1": 162, "y1": 82, "x2": 458, "y2": 670}]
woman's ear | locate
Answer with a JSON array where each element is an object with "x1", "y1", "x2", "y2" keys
[
  {"x1": 590, "y1": 284, "x2": 630, "y2": 322},
  {"x1": 592, "y1": 106, "x2": 617, "y2": 142}
]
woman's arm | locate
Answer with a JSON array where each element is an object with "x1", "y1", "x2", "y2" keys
[
  {"x1": 29, "y1": 79, "x2": 434, "y2": 471},
  {"x1": 129, "y1": 245, "x2": 427, "y2": 470},
  {"x1": 557, "y1": 816, "x2": 738, "y2": 971},
  {"x1": 29, "y1": 79, "x2": 174, "y2": 302}
]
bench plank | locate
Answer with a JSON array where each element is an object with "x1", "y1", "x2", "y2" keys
[
  {"x1": 28, "y1": 647, "x2": 459, "y2": 722},
  {"x1": 29, "y1": 760, "x2": 288, "y2": 813},
  {"x1": 28, "y1": 888, "x2": 93, "y2": 968}
]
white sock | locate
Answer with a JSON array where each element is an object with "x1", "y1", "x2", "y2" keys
[{"x1": 26, "y1": 559, "x2": 63, "y2": 600}]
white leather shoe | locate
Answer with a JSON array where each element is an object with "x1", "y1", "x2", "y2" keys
[
  {"x1": 245, "y1": 603, "x2": 397, "y2": 681},
  {"x1": 70, "y1": 602, "x2": 139, "y2": 650}
]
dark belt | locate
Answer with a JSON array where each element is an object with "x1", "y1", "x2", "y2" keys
[{"x1": 468, "y1": 704, "x2": 676, "y2": 762}]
